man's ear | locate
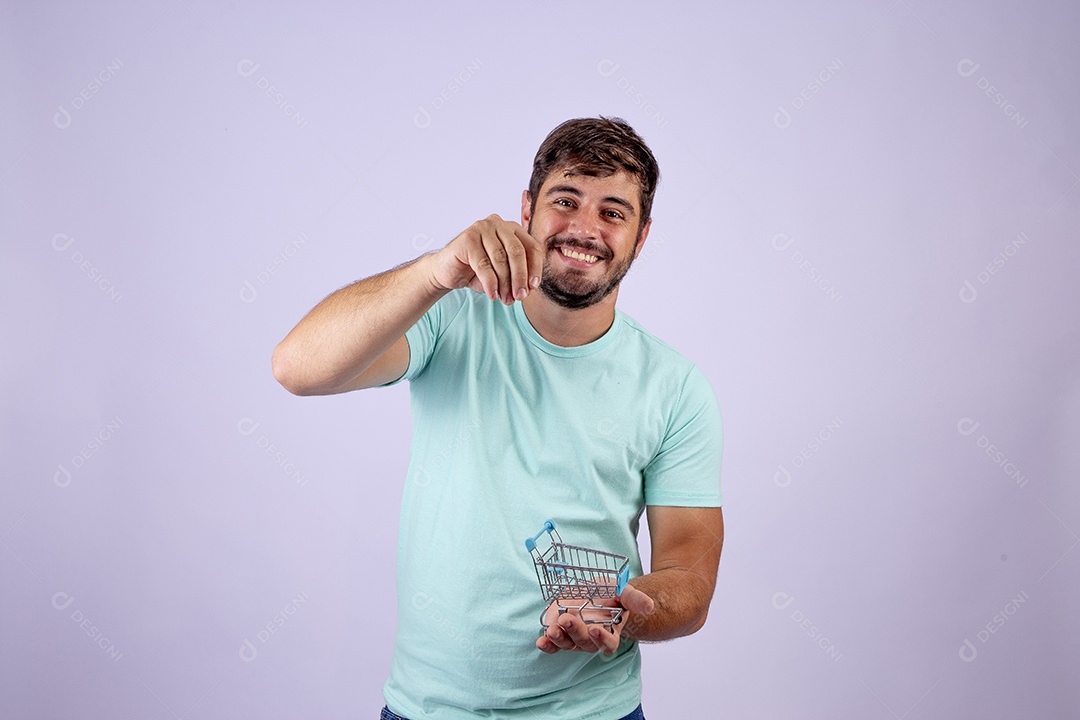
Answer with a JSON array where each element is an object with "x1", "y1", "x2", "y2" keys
[
  {"x1": 633, "y1": 218, "x2": 653, "y2": 259},
  {"x1": 521, "y1": 190, "x2": 532, "y2": 228}
]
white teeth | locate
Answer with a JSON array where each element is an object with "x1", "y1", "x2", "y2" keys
[{"x1": 560, "y1": 247, "x2": 599, "y2": 263}]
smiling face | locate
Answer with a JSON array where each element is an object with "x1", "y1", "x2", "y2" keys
[{"x1": 522, "y1": 169, "x2": 652, "y2": 310}]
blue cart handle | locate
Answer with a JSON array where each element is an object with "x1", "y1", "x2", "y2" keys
[
  {"x1": 524, "y1": 519, "x2": 556, "y2": 552},
  {"x1": 616, "y1": 565, "x2": 630, "y2": 595}
]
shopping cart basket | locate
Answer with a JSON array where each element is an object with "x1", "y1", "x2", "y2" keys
[{"x1": 525, "y1": 520, "x2": 630, "y2": 629}]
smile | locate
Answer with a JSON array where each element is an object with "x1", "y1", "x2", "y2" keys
[{"x1": 557, "y1": 246, "x2": 601, "y2": 264}]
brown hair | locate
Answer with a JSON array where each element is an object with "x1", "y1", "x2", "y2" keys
[{"x1": 528, "y1": 116, "x2": 660, "y2": 226}]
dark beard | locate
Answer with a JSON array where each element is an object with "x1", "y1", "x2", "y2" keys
[{"x1": 532, "y1": 230, "x2": 638, "y2": 310}]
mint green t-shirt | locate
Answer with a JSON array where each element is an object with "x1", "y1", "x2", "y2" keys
[{"x1": 382, "y1": 289, "x2": 722, "y2": 720}]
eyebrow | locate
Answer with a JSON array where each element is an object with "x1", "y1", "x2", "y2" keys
[{"x1": 545, "y1": 184, "x2": 637, "y2": 217}]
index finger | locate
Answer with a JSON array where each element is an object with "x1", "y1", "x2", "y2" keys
[
  {"x1": 511, "y1": 224, "x2": 544, "y2": 295},
  {"x1": 587, "y1": 624, "x2": 620, "y2": 655},
  {"x1": 555, "y1": 612, "x2": 601, "y2": 652}
]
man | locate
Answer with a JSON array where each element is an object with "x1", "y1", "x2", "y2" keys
[{"x1": 272, "y1": 117, "x2": 724, "y2": 720}]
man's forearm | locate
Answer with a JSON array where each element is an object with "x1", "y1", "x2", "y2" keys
[
  {"x1": 621, "y1": 567, "x2": 714, "y2": 642},
  {"x1": 272, "y1": 253, "x2": 446, "y2": 395}
]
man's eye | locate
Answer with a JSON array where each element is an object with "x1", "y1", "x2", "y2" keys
[
  {"x1": 555, "y1": 198, "x2": 573, "y2": 207},
  {"x1": 604, "y1": 210, "x2": 624, "y2": 220}
]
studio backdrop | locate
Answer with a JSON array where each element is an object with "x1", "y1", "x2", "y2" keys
[{"x1": 3, "y1": 1, "x2": 1078, "y2": 718}]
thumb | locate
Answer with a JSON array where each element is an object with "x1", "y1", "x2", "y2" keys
[{"x1": 620, "y1": 583, "x2": 655, "y2": 615}]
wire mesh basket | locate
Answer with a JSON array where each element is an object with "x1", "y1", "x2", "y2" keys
[{"x1": 525, "y1": 520, "x2": 630, "y2": 628}]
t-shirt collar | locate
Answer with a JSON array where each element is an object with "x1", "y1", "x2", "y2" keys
[{"x1": 512, "y1": 300, "x2": 622, "y2": 357}]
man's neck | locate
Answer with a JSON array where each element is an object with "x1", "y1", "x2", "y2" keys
[{"x1": 520, "y1": 289, "x2": 619, "y2": 347}]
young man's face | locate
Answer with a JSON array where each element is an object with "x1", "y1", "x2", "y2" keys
[{"x1": 521, "y1": 169, "x2": 652, "y2": 310}]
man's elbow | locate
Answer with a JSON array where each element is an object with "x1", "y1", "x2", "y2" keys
[
  {"x1": 272, "y1": 342, "x2": 313, "y2": 396},
  {"x1": 680, "y1": 571, "x2": 715, "y2": 637},
  {"x1": 686, "y1": 606, "x2": 709, "y2": 636}
]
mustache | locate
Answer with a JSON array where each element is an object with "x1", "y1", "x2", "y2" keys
[{"x1": 545, "y1": 235, "x2": 610, "y2": 260}]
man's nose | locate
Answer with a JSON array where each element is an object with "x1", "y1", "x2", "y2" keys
[{"x1": 564, "y1": 213, "x2": 601, "y2": 241}]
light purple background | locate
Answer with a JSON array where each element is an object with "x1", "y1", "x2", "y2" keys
[{"x1": 3, "y1": 1, "x2": 1078, "y2": 718}]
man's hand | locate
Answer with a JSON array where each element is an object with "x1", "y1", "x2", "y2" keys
[
  {"x1": 428, "y1": 215, "x2": 545, "y2": 305},
  {"x1": 535, "y1": 583, "x2": 655, "y2": 655}
]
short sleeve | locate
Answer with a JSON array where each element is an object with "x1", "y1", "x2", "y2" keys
[
  {"x1": 642, "y1": 365, "x2": 723, "y2": 507},
  {"x1": 378, "y1": 289, "x2": 470, "y2": 386}
]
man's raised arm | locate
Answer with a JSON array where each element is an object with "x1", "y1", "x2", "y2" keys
[{"x1": 271, "y1": 215, "x2": 543, "y2": 396}]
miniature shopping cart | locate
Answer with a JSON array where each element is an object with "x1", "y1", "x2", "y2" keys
[{"x1": 525, "y1": 520, "x2": 630, "y2": 630}]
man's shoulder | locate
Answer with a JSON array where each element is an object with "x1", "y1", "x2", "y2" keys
[
  {"x1": 614, "y1": 310, "x2": 696, "y2": 369},
  {"x1": 429, "y1": 288, "x2": 492, "y2": 327}
]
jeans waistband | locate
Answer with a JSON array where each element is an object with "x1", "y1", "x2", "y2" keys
[{"x1": 380, "y1": 705, "x2": 644, "y2": 720}]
